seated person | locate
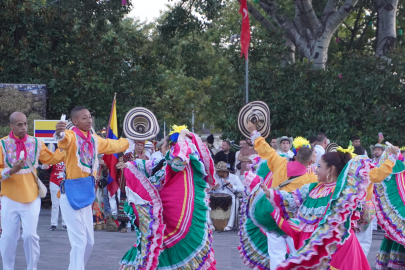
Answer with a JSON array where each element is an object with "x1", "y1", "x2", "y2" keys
[{"x1": 209, "y1": 161, "x2": 244, "y2": 231}]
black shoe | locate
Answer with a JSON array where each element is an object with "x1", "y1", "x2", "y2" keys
[
  {"x1": 50, "y1": 226, "x2": 57, "y2": 231},
  {"x1": 62, "y1": 225, "x2": 67, "y2": 230},
  {"x1": 131, "y1": 225, "x2": 135, "y2": 231}
]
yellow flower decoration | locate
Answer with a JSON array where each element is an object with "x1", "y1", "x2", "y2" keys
[
  {"x1": 400, "y1": 146, "x2": 405, "y2": 151},
  {"x1": 293, "y1": 136, "x2": 311, "y2": 149},
  {"x1": 169, "y1": 125, "x2": 188, "y2": 135},
  {"x1": 336, "y1": 145, "x2": 357, "y2": 157}
]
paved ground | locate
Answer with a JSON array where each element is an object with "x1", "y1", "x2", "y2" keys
[{"x1": 0, "y1": 209, "x2": 384, "y2": 269}]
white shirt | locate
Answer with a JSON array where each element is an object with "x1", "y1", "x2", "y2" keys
[
  {"x1": 314, "y1": 145, "x2": 325, "y2": 166},
  {"x1": 212, "y1": 173, "x2": 244, "y2": 197},
  {"x1": 277, "y1": 150, "x2": 294, "y2": 161}
]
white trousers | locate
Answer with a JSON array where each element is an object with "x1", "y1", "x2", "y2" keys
[
  {"x1": 108, "y1": 190, "x2": 120, "y2": 216},
  {"x1": 0, "y1": 196, "x2": 41, "y2": 270},
  {"x1": 266, "y1": 232, "x2": 297, "y2": 270},
  {"x1": 356, "y1": 222, "x2": 373, "y2": 257},
  {"x1": 50, "y1": 182, "x2": 65, "y2": 226},
  {"x1": 60, "y1": 194, "x2": 94, "y2": 270},
  {"x1": 208, "y1": 195, "x2": 239, "y2": 228}
]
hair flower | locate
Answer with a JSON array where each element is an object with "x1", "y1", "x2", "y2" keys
[{"x1": 292, "y1": 136, "x2": 311, "y2": 156}]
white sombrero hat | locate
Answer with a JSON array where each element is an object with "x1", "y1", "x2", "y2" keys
[
  {"x1": 238, "y1": 101, "x2": 270, "y2": 139},
  {"x1": 123, "y1": 107, "x2": 160, "y2": 141}
]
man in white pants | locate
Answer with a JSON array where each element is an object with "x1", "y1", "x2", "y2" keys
[
  {"x1": 54, "y1": 106, "x2": 132, "y2": 269},
  {"x1": 266, "y1": 232, "x2": 297, "y2": 270},
  {"x1": 47, "y1": 161, "x2": 66, "y2": 230},
  {"x1": 0, "y1": 112, "x2": 63, "y2": 270},
  {"x1": 209, "y1": 162, "x2": 244, "y2": 231}
]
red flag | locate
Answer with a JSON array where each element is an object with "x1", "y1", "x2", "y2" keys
[{"x1": 239, "y1": 0, "x2": 251, "y2": 59}]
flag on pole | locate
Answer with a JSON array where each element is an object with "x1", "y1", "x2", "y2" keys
[
  {"x1": 239, "y1": 0, "x2": 251, "y2": 59},
  {"x1": 103, "y1": 97, "x2": 120, "y2": 196}
]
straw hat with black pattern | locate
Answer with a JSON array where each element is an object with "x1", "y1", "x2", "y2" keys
[
  {"x1": 123, "y1": 107, "x2": 160, "y2": 141},
  {"x1": 326, "y1": 143, "x2": 339, "y2": 153},
  {"x1": 216, "y1": 161, "x2": 230, "y2": 172},
  {"x1": 238, "y1": 101, "x2": 270, "y2": 139}
]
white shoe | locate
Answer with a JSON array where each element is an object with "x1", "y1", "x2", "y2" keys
[
  {"x1": 224, "y1": 226, "x2": 232, "y2": 231},
  {"x1": 209, "y1": 225, "x2": 215, "y2": 231}
]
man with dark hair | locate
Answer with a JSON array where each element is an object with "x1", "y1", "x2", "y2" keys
[
  {"x1": 0, "y1": 112, "x2": 64, "y2": 270},
  {"x1": 54, "y1": 106, "x2": 133, "y2": 269},
  {"x1": 351, "y1": 135, "x2": 361, "y2": 147},
  {"x1": 308, "y1": 136, "x2": 316, "y2": 147},
  {"x1": 314, "y1": 133, "x2": 328, "y2": 166},
  {"x1": 214, "y1": 140, "x2": 236, "y2": 173},
  {"x1": 238, "y1": 137, "x2": 258, "y2": 177},
  {"x1": 270, "y1": 136, "x2": 277, "y2": 149}
]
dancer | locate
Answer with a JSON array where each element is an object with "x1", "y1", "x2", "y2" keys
[
  {"x1": 367, "y1": 145, "x2": 405, "y2": 269},
  {"x1": 242, "y1": 131, "x2": 317, "y2": 270},
  {"x1": 54, "y1": 106, "x2": 132, "y2": 270},
  {"x1": 0, "y1": 112, "x2": 64, "y2": 270},
  {"x1": 257, "y1": 148, "x2": 372, "y2": 270},
  {"x1": 117, "y1": 125, "x2": 217, "y2": 270}
]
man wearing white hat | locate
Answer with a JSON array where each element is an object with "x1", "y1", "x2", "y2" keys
[
  {"x1": 276, "y1": 136, "x2": 294, "y2": 161},
  {"x1": 209, "y1": 161, "x2": 244, "y2": 231}
]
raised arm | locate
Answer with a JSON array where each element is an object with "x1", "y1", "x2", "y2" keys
[
  {"x1": 251, "y1": 132, "x2": 287, "y2": 178},
  {"x1": 96, "y1": 135, "x2": 132, "y2": 155},
  {"x1": 39, "y1": 141, "x2": 65, "y2": 165},
  {"x1": 370, "y1": 146, "x2": 399, "y2": 183}
]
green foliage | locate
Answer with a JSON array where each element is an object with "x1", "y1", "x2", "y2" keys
[{"x1": 218, "y1": 50, "x2": 405, "y2": 149}]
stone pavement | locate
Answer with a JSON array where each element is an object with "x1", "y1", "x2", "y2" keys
[{"x1": 0, "y1": 209, "x2": 385, "y2": 269}]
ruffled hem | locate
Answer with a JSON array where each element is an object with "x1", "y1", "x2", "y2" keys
[
  {"x1": 124, "y1": 162, "x2": 165, "y2": 270},
  {"x1": 277, "y1": 157, "x2": 373, "y2": 270},
  {"x1": 238, "y1": 196, "x2": 270, "y2": 270},
  {"x1": 191, "y1": 133, "x2": 216, "y2": 186},
  {"x1": 374, "y1": 173, "x2": 405, "y2": 245}
]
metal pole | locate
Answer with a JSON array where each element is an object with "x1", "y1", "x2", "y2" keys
[
  {"x1": 245, "y1": 58, "x2": 249, "y2": 103},
  {"x1": 192, "y1": 111, "x2": 195, "y2": 133},
  {"x1": 164, "y1": 122, "x2": 166, "y2": 137}
]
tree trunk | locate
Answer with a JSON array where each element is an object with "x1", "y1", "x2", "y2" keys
[
  {"x1": 374, "y1": 0, "x2": 399, "y2": 59},
  {"x1": 281, "y1": 36, "x2": 296, "y2": 67}
]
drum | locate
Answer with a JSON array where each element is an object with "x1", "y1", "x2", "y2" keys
[{"x1": 209, "y1": 193, "x2": 232, "y2": 231}]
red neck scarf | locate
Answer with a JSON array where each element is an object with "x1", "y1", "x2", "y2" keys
[
  {"x1": 287, "y1": 161, "x2": 308, "y2": 177},
  {"x1": 72, "y1": 127, "x2": 94, "y2": 158},
  {"x1": 9, "y1": 131, "x2": 28, "y2": 160}
]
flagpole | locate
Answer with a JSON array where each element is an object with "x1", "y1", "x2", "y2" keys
[
  {"x1": 245, "y1": 57, "x2": 249, "y2": 103},
  {"x1": 106, "y1": 92, "x2": 117, "y2": 138}
]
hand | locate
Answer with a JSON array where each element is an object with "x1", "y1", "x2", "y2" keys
[
  {"x1": 180, "y1": 129, "x2": 192, "y2": 139},
  {"x1": 247, "y1": 121, "x2": 256, "y2": 134},
  {"x1": 10, "y1": 159, "x2": 25, "y2": 175},
  {"x1": 42, "y1": 164, "x2": 50, "y2": 170},
  {"x1": 55, "y1": 121, "x2": 67, "y2": 136},
  {"x1": 389, "y1": 146, "x2": 399, "y2": 156},
  {"x1": 224, "y1": 180, "x2": 233, "y2": 189},
  {"x1": 211, "y1": 183, "x2": 220, "y2": 191},
  {"x1": 260, "y1": 183, "x2": 270, "y2": 198},
  {"x1": 116, "y1": 162, "x2": 128, "y2": 170},
  {"x1": 378, "y1": 135, "x2": 384, "y2": 144}
]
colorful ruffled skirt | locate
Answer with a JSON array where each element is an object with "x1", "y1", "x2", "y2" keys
[
  {"x1": 119, "y1": 156, "x2": 216, "y2": 270},
  {"x1": 376, "y1": 236, "x2": 405, "y2": 270}
]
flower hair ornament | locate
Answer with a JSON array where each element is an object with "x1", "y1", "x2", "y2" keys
[
  {"x1": 169, "y1": 125, "x2": 188, "y2": 144},
  {"x1": 292, "y1": 136, "x2": 311, "y2": 156},
  {"x1": 336, "y1": 141, "x2": 357, "y2": 157}
]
